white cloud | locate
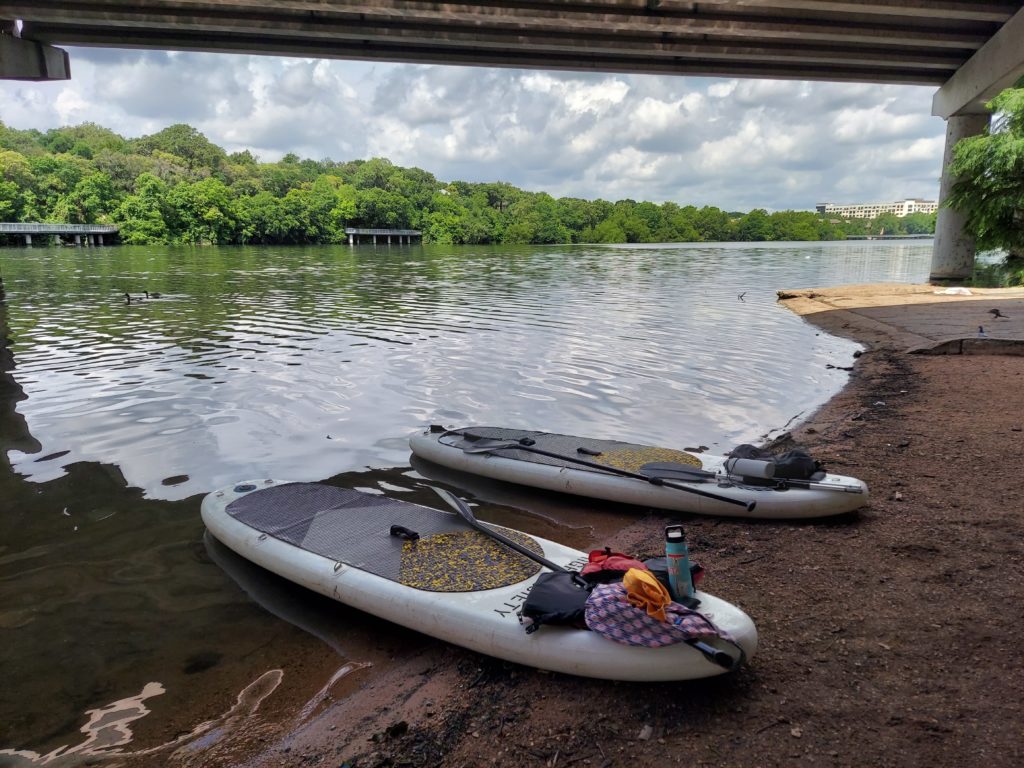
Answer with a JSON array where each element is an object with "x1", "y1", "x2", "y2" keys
[
  {"x1": 53, "y1": 87, "x2": 90, "y2": 124},
  {"x1": 889, "y1": 135, "x2": 945, "y2": 163},
  {"x1": 0, "y1": 48, "x2": 948, "y2": 211}
]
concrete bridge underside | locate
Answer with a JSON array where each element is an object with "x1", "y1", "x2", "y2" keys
[{"x1": 2, "y1": 1, "x2": 1024, "y2": 277}]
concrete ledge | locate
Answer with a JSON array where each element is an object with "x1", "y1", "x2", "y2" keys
[
  {"x1": 778, "y1": 282, "x2": 1024, "y2": 354},
  {"x1": 908, "y1": 337, "x2": 1024, "y2": 356}
]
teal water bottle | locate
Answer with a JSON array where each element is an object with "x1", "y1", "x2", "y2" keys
[{"x1": 665, "y1": 525, "x2": 694, "y2": 601}]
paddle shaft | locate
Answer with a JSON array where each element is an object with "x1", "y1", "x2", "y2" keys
[
  {"x1": 430, "y1": 487, "x2": 737, "y2": 671},
  {"x1": 465, "y1": 440, "x2": 755, "y2": 512},
  {"x1": 430, "y1": 487, "x2": 569, "y2": 574}
]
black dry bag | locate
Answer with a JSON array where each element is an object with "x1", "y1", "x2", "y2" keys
[{"x1": 519, "y1": 571, "x2": 592, "y2": 634}]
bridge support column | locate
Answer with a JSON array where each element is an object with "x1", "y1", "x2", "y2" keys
[
  {"x1": 23, "y1": 234, "x2": 31, "y2": 246},
  {"x1": 87, "y1": 234, "x2": 94, "y2": 246},
  {"x1": 97, "y1": 234, "x2": 103, "y2": 245},
  {"x1": 930, "y1": 113, "x2": 990, "y2": 282},
  {"x1": 348, "y1": 233, "x2": 354, "y2": 246},
  {"x1": 74, "y1": 235, "x2": 81, "y2": 246},
  {"x1": 372, "y1": 235, "x2": 377, "y2": 245}
]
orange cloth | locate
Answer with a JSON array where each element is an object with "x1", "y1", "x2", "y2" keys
[{"x1": 622, "y1": 567, "x2": 672, "y2": 623}]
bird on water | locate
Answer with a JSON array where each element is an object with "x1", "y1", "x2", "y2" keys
[{"x1": 145, "y1": 290, "x2": 163, "y2": 298}]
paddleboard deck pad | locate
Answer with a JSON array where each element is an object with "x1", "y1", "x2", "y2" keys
[
  {"x1": 224, "y1": 482, "x2": 542, "y2": 591},
  {"x1": 202, "y1": 480, "x2": 758, "y2": 681},
  {"x1": 409, "y1": 426, "x2": 869, "y2": 519}
]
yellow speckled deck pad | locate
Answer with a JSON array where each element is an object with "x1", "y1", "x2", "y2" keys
[
  {"x1": 441, "y1": 427, "x2": 703, "y2": 472},
  {"x1": 399, "y1": 530, "x2": 542, "y2": 591},
  {"x1": 226, "y1": 482, "x2": 542, "y2": 593},
  {"x1": 593, "y1": 447, "x2": 701, "y2": 472}
]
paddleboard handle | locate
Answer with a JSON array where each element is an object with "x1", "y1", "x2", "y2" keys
[
  {"x1": 390, "y1": 525, "x2": 420, "y2": 541},
  {"x1": 686, "y1": 640, "x2": 739, "y2": 671}
]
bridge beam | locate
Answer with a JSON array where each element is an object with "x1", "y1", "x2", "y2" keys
[
  {"x1": 0, "y1": 29, "x2": 70, "y2": 81},
  {"x1": 932, "y1": 6, "x2": 1024, "y2": 118}
]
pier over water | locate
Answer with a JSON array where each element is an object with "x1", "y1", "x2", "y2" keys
[
  {"x1": 0, "y1": 222, "x2": 119, "y2": 246},
  {"x1": 344, "y1": 228, "x2": 421, "y2": 246}
]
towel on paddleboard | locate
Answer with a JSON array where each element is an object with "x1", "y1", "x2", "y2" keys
[
  {"x1": 622, "y1": 567, "x2": 672, "y2": 622},
  {"x1": 585, "y1": 582, "x2": 732, "y2": 648}
]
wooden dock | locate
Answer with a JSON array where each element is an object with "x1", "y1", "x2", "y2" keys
[
  {"x1": 0, "y1": 223, "x2": 118, "y2": 246},
  {"x1": 344, "y1": 228, "x2": 421, "y2": 246}
]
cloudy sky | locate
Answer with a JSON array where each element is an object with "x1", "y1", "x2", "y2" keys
[{"x1": 0, "y1": 47, "x2": 948, "y2": 212}]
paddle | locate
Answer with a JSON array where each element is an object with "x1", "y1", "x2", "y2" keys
[
  {"x1": 430, "y1": 486, "x2": 572, "y2": 576},
  {"x1": 639, "y1": 461, "x2": 866, "y2": 494},
  {"x1": 460, "y1": 438, "x2": 756, "y2": 512},
  {"x1": 430, "y1": 486, "x2": 738, "y2": 671}
]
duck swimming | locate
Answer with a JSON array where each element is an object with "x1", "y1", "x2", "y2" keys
[{"x1": 144, "y1": 290, "x2": 163, "y2": 299}]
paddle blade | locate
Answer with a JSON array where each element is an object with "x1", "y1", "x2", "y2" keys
[
  {"x1": 430, "y1": 486, "x2": 477, "y2": 523},
  {"x1": 639, "y1": 461, "x2": 715, "y2": 481}
]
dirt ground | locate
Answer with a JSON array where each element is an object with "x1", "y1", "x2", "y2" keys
[{"x1": 214, "y1": 287, "x2": 1023, "y2": 768}]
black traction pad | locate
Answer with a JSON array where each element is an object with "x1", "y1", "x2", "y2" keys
[
  {"x1": 226, "y1": 482, "x2": 542, "y2": 592},
  {"x1": 439, "y1": 427, "x2": 703, "y2": 472}
]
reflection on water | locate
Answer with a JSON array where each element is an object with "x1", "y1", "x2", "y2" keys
[
  {"x1": 0, "y1": 670, "x2": 292, "y2": 767},
  {"x1": 1, "y1": 241, "x2": 929, "y2": 500},
  {"x1": 0, "y1": 241, "x2": 932, "y2": 756}
]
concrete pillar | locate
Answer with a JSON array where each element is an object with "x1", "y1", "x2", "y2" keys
[
  {"x1": 87, "y1": 234, "x2": 94, "y2": 246},
  {"x1": 348, "y1": 233, "x2": 354, "y2": 245},
  {"x1": 74, "y1": 235, "x2": 81, "y2": 246},
  {"x1": 930, "y1": 113, "x2": 990, "y2": 281},
  {"x1": 387, "y1": 235, "x2": 392, "y2": 245},
  {"x1": 373, "y1": 235, "x2": 377, "y2": 245},
  {"x1": 23, "y1": 234, "x2": 31, "y2": 246},
  {"x1": 97, "y1": 234, "x2": 103, "y2": 246}
]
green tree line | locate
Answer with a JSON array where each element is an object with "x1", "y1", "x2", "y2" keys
[{"x1": 1, "y1": 121, "x2": 933, "y2": 246}]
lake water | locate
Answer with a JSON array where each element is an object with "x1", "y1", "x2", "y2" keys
[{"x1": 0, "y1": 240, "x2": 931, "y2": 762}]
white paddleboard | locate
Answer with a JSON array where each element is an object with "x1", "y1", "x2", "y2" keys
[
  {"x1": 202, "y1": 480, "x2": 758, "y2": 681},
  {"x1": 410, "y1": 426, "x2": 868, "y2": 519}
]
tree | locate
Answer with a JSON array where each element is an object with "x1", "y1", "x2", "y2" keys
[
  {"x1": 947, "y1": 86, "x2": 1024, "y2": 258},
  {"x1": 694, "y1": 206, "x2": 735, "y2": 241},
  {"x1": 134, "y1": 124, "x2": 227, "y2": 172},
  {"x1": 875, "y1": 212, "x2": 902, "y2": 236},
  {"x1": 353, "y1": 157, "x2": 399, "y2": 191},
  {"x1": 354, "y1": 187, "x2": 413, "y2": 228},
  {"x1": 166, "y1": 177, "x2": 240, "y2": 243},
  {"x1": 114, "y1": 173, "x2": 171, "y2": 243},
  {"x1": 736, "y1": 209, "x2": 772, "y2": 241},
  {"x1": 0, "y1": 149, "x2": 37, "y2": 219},
  {"x1": 52, "y1": 173, "x2": 118, "y2": 223}
]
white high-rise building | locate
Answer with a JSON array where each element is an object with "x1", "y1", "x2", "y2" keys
[{"x1": 815, "y1": 199, "x2": 938, "y2": 218}]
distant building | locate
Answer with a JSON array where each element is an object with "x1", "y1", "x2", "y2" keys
[{"x1": 815, "y1": 199, "x2": 938, "y2": 218}]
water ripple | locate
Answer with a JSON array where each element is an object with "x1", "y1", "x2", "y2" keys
[{"x1": 0, "y1": 241, "x2": 932, "y2": 499}]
